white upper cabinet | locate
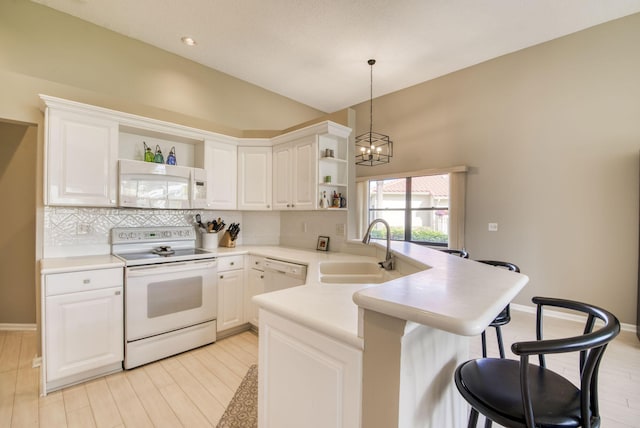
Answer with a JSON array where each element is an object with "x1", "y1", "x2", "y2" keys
[
  {"x1": 272, "y1": 136, "x2": 317, "y2": 210},
  {"x1": 45, "y1": 108, "x2": 118, "y2": 207},
  {"x1": 238, "y1": 146, "x2": 272, "y2": 210},
  {"x1": 272, "y1": 144, "x2": 292, "y2": 209},
  {"x1": 201, "y1": 139, "x2": 237, "y2": 210},
  {"x1": 40, "y1": 95, "x2": 352, "y2": 211}
]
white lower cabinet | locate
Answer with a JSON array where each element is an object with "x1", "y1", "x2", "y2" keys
[
  {"x1": 245, "y1": 256, "x2": 266, "y2": 327},
  {"x1": 259, "y1": 310, "x2": 362, "y2": 428},
  {"x1": 217, "y1": 255, "x2": 245, "y2": 332},
  {"x1": 43, "y1": 267, "x2": 124, "y2": 393}
]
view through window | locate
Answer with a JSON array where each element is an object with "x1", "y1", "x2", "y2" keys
[{"x1": 367, "y1": 174, "x2": 449, "y2": 246}]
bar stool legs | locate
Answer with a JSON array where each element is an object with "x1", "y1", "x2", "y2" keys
[{"x1": 480, "y1": 326, "x2": 505, "y2": 359}]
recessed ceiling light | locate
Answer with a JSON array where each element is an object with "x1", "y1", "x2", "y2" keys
[{"x1": 181, "y1": 36, "x2": 197, "y2": 46}]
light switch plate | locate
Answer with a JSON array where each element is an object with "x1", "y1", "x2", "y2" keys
[{"x1": 488, "y1": 222, "x2": 498, "y2": 232}]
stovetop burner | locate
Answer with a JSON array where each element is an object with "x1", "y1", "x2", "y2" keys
[
  {"x1": 152, "y1": 246, "x2": 175, "y2": 256},
  {"x1": 111, "y1": 226, "x2": 216, "y2": 266}
]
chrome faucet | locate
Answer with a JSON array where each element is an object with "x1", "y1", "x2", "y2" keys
[{"x1": 362, "y1": 218, "x2": 394, "y2": 270}]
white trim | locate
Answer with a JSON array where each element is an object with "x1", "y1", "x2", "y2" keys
[
  {"x1": 356, "y1": 165, "x2": 468, "y2": 182},
  {"x1": 39, "y1": 94, "x2": 351, "y2": 148},
  {"x1": 0, "y1": 323, "x2": 37, "y2": 331},
  {"x1": 512, "y1": 303, "x2": 635, "y2": 333}
]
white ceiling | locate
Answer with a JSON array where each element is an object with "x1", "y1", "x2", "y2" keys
[{"x1": 32, "y1": 0, "x2": 640, "y2": 113}]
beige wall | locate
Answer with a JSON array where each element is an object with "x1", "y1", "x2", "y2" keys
[
  {"x1": 354, "y1": 14, "x2": 640, "y2": 324},
  {"x1": 0, "y1": 1, "x2": 327, "y2": 326},
  {"x1": 0, "y1": 121, "x2": 37, "y2": 324},
  {"x1": 0, "y1": 1, "x2": 324, "y2": 133}
]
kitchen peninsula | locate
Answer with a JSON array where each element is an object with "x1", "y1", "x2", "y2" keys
[{"x1": 253, "y1": 240, "x2": 528, "y2": 428}]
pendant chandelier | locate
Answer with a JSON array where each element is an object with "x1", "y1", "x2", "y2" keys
[{"x1": 355, "y1": 59, "x2": 393, "y2": 166}]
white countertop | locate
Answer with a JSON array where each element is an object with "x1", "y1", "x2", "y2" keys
[
  {"x1": 352, "y1": 241, "x2": 529, "y2": 336},
  {"x1": 40, "y1": 241, "x2": 528, "y2": 349},
  {"x1": 40, "y1": 254, "x2": 124, "y2": 274},
  {"x1": 251, "y1": 241, "x2": 527, "y2": 348}
]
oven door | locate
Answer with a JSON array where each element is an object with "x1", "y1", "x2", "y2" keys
[{"x1": 125, "y1": 259, "x2": 217, "y2": 342}]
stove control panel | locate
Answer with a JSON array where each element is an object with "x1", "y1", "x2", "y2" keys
[{"x1": 111, "y1": 227, "x2": 196, "y2": 243}]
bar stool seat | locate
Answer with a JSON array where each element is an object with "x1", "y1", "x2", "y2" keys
[{"x1": 455, "y1": 296, "x2": 620, "y2": 428}]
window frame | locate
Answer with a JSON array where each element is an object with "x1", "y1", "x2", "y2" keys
[{"x1": 356, "y1": 166, "x2": 467, "y2": 249}]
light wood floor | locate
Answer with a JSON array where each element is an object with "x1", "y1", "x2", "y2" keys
[{"x1": 1, "y1": 311, "x2": 639, "y2": 427}]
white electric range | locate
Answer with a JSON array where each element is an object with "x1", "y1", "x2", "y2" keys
[{"x1": 112, "y1": 226, "x2": 218, "y2": 369}]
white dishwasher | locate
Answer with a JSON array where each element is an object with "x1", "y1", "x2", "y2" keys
[{"x1": 263, "y1": 258, "x2": 307, "y2": 292}]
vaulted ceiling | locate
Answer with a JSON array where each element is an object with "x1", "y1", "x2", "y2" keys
[{"x1": 32, "y1": 0, "x2": 640, "y2": 112}]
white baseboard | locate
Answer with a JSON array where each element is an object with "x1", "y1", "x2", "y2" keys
[
  {"x1": 512, "y1": 303, "x2": 636, "y2": 333},
  {"x1": 0, "y1": 323, "x2": 37, "y2": 331}
]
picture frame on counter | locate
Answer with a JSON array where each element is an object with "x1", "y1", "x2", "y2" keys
[{"x1": 316, "y1": 236, "x2": 330, "y2": 251}]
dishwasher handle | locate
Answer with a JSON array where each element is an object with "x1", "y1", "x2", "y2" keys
[{"x1": 264, "y1": 258, "x2": 307, "y2": 280}]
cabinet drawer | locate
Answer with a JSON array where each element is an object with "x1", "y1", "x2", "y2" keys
[
  {"x1": 249, "y1": 255, "x2": 266, "y2": 271},
  {"x1": 46, "y1": 268, "x2": 123, "y2": 296},
  {"x1": 218, "y1": 255, "x2": 244, "y2": 272}
]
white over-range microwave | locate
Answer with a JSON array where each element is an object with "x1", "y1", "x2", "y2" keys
[{"x1": 118, "y1": 159, "x2": 207, "y2": 209}]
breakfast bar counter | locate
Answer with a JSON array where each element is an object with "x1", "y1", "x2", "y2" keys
[{"x1": 252, "y1": 240, "x2": 528, "y2": 428}]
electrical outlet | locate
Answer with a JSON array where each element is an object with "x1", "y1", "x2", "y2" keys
[
  {"x1": 336, "y1": 223, "x2": 346, "y2": 237},
  {"x1": 488, "y1": 222, "x2": 498, "y2": 232}
]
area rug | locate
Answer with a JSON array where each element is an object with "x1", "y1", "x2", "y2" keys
[{"x1": 217, "y1": 364, "x2": 258, "y2": 428}]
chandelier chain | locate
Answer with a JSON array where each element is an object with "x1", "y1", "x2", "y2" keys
[{"x1": 369, "y1": 59, "x2": 374, "y2": 136}]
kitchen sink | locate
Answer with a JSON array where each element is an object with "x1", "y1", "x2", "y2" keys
[
  {"x1": 318, "y1": 261, "x2": 405, "y2": 284},
  {"x1": 319, "y1": 261, "x2": 383, "y2": 275},
  {"x1": 319, "y1": 274, "x2": 389, "y2": 284}
]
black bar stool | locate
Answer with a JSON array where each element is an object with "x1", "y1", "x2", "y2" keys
[
  {"x1": 440, "y1": 248, "x2": 469, "y2": 258},
  {"x1": 475, "y1": 260, "x2": 519, "y2": 359},
  {"x1": 455, "y1": 296, "x2": 620, "y2": 428}
]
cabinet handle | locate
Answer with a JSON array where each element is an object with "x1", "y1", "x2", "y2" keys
[
  {"x1": 115, "y1": 290, "x2": 121, "y2": 295},
  {"x1": 287, "y1": 204, "x2": 290, "y2": 207},
  {"x1": 230, "y1": 262, "x2": 234, "y2": 266},
  {"x1": 267, "y1": 204, "x2": 270, "y2": 208},
  {"x1": 255, "y1": 261, "x2": 259, "y2": 265},
  {"x1": 83, "y1": 279, "x2": 90, "y2": 284},
  {"x1": 260, "y1": 275, "x2": 264, "y2": 279},
  {"x1": 220, "y1": 275, "x2": 224, "y2": 279}
]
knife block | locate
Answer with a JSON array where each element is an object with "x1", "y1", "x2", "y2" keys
[{"x1": 219, "y1": 231, "x2": 236, "y2": 248}]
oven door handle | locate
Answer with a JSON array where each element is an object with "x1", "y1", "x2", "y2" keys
[{"x1": 127, "y1": 260, "x2": 217, "y2": 277}]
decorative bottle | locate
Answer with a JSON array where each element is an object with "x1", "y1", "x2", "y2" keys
[
  {"x1": 332, "y1": 191, "x2": 340, "y2": 208},
  {"x1": 143, "y1": 142, "x2": 154, "y2": 162},
  {"x1": 153, "y1": 145, "x2": 164, "y2": 163},
  {"x1": 166, "y1": 146, "x2": 177, "y2": 165}
]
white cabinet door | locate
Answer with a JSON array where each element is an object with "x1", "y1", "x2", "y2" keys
[
  {"x1": 204, "y1": 139, "x2": 237, "y2": 209},
  {"x1": 272, "y1": 137, "x2": 317, "y2": 210},
  {"x1": 238, "y1": 147, "x2": 272, "y2": 210},
  {"x1": 46, "y1": 109, "x2": 118, "y2": 206},
  {"x1": 291, "y1": 137, "x2": 317, "y2": 210},
  {"x1": 245, "y1": 268, "x2": 265, "y2": 327},
  {"x1": 272, "y1": 144, "x2": 292, "y2": 210},
  {"x1": 217, "y1": 269, "x2": 244, "y2": 332},
  {"x1": 259, "y1": 310, "x2": 362, "y2": 428},
  {"x1": 45, "y1": 286, "x2": 123, "y2": 382}
]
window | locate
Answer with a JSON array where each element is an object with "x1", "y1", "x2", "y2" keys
[{"x1": 366, "y1": 174, "x2": 450, "y2": 246}]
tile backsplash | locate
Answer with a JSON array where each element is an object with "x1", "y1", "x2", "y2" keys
[
  {"x1": 43, "y1": 206, "x2": 277, "y2": 258},
  {"x1": 43, "y1": 206, "x2": 346, "y2": 258}
]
